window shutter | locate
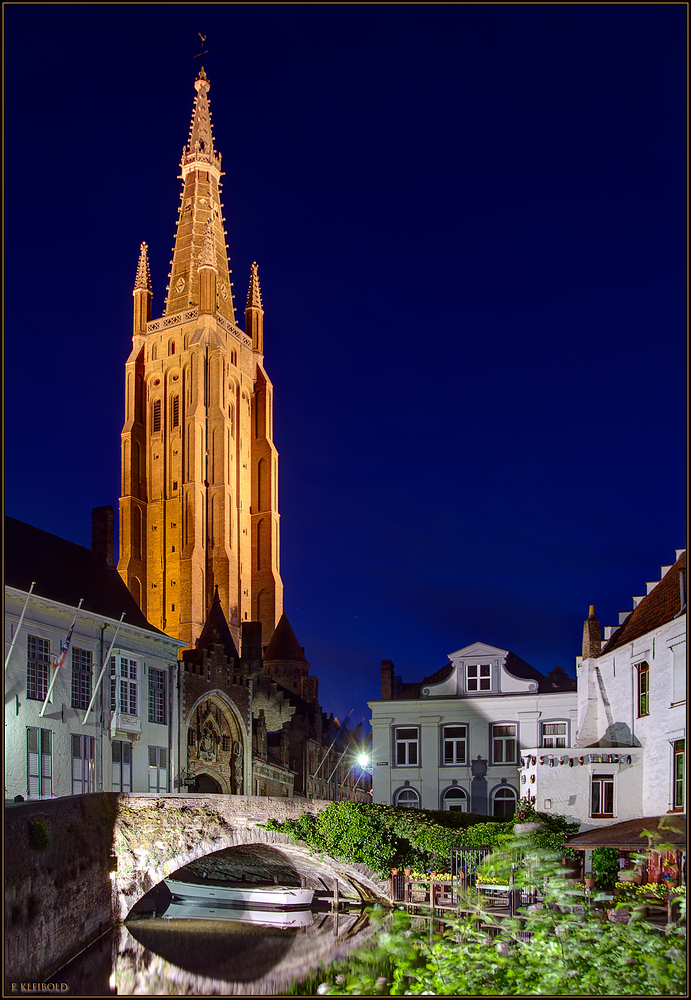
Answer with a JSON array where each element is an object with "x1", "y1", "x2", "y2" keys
[{"x1": 27, "y1": 728, "x2": 40, "y2": 797}]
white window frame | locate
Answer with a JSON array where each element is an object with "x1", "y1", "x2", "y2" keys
[
  {"x1": 394, "y1": 786, "x2": 420, "y2": 808},
  {"x1": 491, "y1": 784, "x2": 518, "y2": 818},
  {"x1": 71, "y1": 647, "x2": 93, "y2": 711},
  {"x1": 71, "y1": 734, "x2": 96, "y2": 794},
  {"x1": 591, "y1": 772, "x2": 615, "y2": 818},
  {"x1": 27, "y1": 727, "x2": 52, "y2": 798},
  {"x1": 27, "y1": 635, "x2": 51, "y2": 701},
  {"x1": 441, "y1": 786, "x2": 468, "y2": 812},
  {"x1": 541, "y1": 721, "x2": 568, "y2": 748},
  {"x1": 148, "y1": 745, "x2": 168, "y2": 792},
  {"x1": 110, "y1": 655, "x2": 140, "y2": 718},
  {"x1": 148, "y1": 667, "x2": 167, "y2": 725},
  {"x1": 467, "y1": 663, "x2": 491, "y2": 692},
  {"x1": 672, "y1": 740, "x2": 685, "y2": 811},
  {"x1": 394, "y1": 726, "x2": 420, "y2": 767},
  {"x1": 491, "y1": 723, "x2": 517, "y2": 764},
  {"x1": 112, "y1": 739, "x2": 132, "y2": 792},
  {"x1": 442, "y1": 724, "x2": 467, "y2": 765}
]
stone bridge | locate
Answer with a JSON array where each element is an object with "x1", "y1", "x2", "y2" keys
[{"x1": 4, "y1": 793, "x2": 388, "y2": 987}]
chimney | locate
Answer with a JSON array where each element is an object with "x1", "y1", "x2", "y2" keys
[
  {"x1": 91, "y1": 505, "x2": 115, "y2": 568},
  {"x1": 381, "y1": 659, "x2": 395, "y2": 700},
  {"x1": 241, "y1": 621, "x2": 262, "y2": 660},
  {"x1": 582, "y1": 605, "x2": 601, "y2": 659}
]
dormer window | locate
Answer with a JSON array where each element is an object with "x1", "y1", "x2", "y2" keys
[{"x1": 467, "y1": 663, "x2": 491, "y2": 692}]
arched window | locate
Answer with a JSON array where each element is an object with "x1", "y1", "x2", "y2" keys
[
  {"x1": 442, "y1": 786, "x2": 467, "y2": 812},
  {"x1": 151, "y1": 344, "x2": 158, "y2": 361},
  {"x1": 171, "y1": 395, "x2": 180, "y2": 428},
  {"x1": 152, "y1": 399, "x2": 161, "y2": 433},
  {"x1": 169, "y1": 340, "x2": 176, "y2": 356},
  {"x1": 394, "y1": 786, "x2": 420, "y2": 809},
  {"x1": 492, "y1": 785, "x2": 517, "y2": 819}
]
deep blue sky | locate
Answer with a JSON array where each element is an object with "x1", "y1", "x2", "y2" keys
[{"x1": 4, "y1": 5, "x2": 686, "y2": 733}]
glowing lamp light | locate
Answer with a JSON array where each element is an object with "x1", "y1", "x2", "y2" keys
[{"x1": 357, "y1": 753, "x2": 369, "y2": 768}]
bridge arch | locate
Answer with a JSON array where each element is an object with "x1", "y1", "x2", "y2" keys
[{"x1": 113, "y1": 794, "x2": 388, "y2": 919}]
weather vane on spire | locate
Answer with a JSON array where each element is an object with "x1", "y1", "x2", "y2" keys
[{"x1": 195, "y1": 33, "x2": 211, "y2": 70}]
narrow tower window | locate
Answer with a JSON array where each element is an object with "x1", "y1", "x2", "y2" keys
[
  {"x1": 169, "y1": 340, "x2": 176, "y2": 356},
  {"x1": 171, "y1": 395, "x2": 180, "y2": 428},
  {"x1": 152, "y1": 399, "x2": 161, "y2": 433}
]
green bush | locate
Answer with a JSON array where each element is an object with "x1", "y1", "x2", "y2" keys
[
  {"x1": 592, "y1": 846, "x2": 620, "y2": 890},
  {"x1": 305, "y1": 829, "x2": 687, "y2": 997}
]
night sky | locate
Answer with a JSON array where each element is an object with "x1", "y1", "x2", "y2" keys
[{"x1": 4, "y1": 5, "x2": 686, "y2": 734}]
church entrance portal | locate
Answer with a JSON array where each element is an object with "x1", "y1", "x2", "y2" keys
[{"x1": 191, "y1": 773, "x2": 222, "y2": 794}]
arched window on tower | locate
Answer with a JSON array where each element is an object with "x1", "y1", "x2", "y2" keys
[
  {"x1": 152, "y1": 399, "x2": 161, "y2": 433},
  {"x1": 169, "y1": 340, "x2": 176, "y2": 356},
  {"x1": 151, "y1": 344, "x2": 158, "y2": 361},
  {"x1": 171, "y1": 395, "x2": 180, "y2": 428}
]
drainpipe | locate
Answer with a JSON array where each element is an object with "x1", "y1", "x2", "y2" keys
[
  {"x1": 168, "y1": 662, "x2": 174, "y2": 792},
  {"x1": 98, "y1": 624, "x2": 107, "y2": 790}
]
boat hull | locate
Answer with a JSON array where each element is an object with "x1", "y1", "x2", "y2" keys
[
  {"x1": 162, "y1": 898, "x2": 313, "y2": 927},
  {"x1": 164, "y1": 879, "x2": 314, "y2": 908}
]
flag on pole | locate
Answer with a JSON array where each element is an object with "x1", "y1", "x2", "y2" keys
[
  {"x1": 40, "y1": 598, "x2": 83, "y2": 717},
  {"x1": 53, "y1": 619, "x2": 77, "y2": 673}
]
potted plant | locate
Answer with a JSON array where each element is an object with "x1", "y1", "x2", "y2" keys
[{"x1": 584, "y1": 871, "x2": 596, "y2": 888}]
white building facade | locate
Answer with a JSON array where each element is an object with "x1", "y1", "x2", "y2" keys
[
  {"x1": 369, "y1": 641, "x2": 577, "y2": 816},
  {"x1": 518, "y1": 549, "x2": 686, "y2": 830},
  {"x1": 4, "y1": 515, "x2": 185, "y2": 801}
]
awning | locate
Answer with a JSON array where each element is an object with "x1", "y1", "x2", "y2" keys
[{"x1": 566, "y1": 815, "x2": 686, "y2": 852}]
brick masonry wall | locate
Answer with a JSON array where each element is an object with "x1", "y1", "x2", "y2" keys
[{"x1": 4, "y1": 794, "x2": 118, "y2": 988}]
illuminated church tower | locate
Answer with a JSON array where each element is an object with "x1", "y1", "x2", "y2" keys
[{"x1": 118, "y1": 68, "x2": 282, "y2": 647}]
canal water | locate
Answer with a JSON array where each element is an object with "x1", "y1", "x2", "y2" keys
[{"x1": 43, "y1": 846, "x2": 380, "y2": 995}]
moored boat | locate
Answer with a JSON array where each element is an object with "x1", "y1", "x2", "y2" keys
[
  {"x1": 162, "y1": 897, "x2": 314, "y2": 927},
  {"x1": 164, "y1": 878, "x2": 315, "y2": 908}
]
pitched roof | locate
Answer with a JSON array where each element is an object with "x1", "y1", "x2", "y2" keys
[
  {"x1": 263, "y1": 612, "x2": 308, "y2": 663},
  {"x1": 194, "y1": 586, "x2": 239, "y2": 658},
  {"x1": 4, "y1": 516, "x2": 165, "y2": 634},
  {"x1": 601, "y1": 551, "x2": 686, "y2": 655},
  {"x1": 567, "y1": 815, "x2": 686, "y2": 851}
]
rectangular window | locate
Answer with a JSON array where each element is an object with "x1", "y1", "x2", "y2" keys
[
  {"x1": 27, "y1": 635, "x2": 50, "y2": 701},
  {"x1": 394, "y1": 727, "x2": 419, "y2": 766},
  {"x1": 148, "y1": 668, "x2": 167, "y2": 724},
  {"x1": 467, "y1": 663, "x2": 491, "y2": 692},
  {"x1": 492, "y1": 724, "x2": 517, "y2": 764},
  {"x1": 112, "y1": 740, "x2": 132, "y2": 792},
  {"x1": 148, "y1": 746, "x2": 168, "y2": 793},
  {"x1": 27, "y1": 727, "x2": 52, "y2": 798},
  {"x1": 71, "y1": 734, "x2": 95, "y2": 794},
  {"x1": 673, "y1": 740, "x2": 685, "y2": 810},
  {"x1": 541, "y1": 722, "x2": 567, "y2": 748},
  {"x1": 443, "y1": 725, "x2": 467, "y2": 765},
  {"x1": 110, "y1": 656, "x2": 139, "y2": 717},
  {"x1": 637, "y1": 662, "x2": 649, "y2": 717},
  {"x1": 171, "y1": 395, "x2": 180, "y2": 428},
  {"x1": 591, "y1": 773, "x2": 615, "y2": 817},
  {"x1": 71, "y1": 647, "x2": 93, "y2": 710}
]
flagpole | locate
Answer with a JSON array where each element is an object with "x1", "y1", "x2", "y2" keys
[
  {"x1": 40, "y1": 599, "x2": 84, "y2": 717},
  {"x1": 327, "y1": 718, "x2": 365, "y2": 783},
  {"x1": 312, "y1": 708, "x2": 354, "y2": 779},
  {"x1": 82, "y1": 613, "x2": 125, "y2": 726},
  {"x1": 5, "y1": 581, "x2": 36, "y2": 673}
]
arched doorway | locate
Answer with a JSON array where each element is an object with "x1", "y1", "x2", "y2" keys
[{"x1": 191, "y1": 772, "x2": 222, "y2": 794}]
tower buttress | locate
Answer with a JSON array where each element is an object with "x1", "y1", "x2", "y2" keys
[{"x1": 245, "y1": 262, "x2": 264, "y2": 355}]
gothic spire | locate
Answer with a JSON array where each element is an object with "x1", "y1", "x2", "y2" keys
[
  {"x1": 164, "y1": 71, "x2": 235, "y2": 322},
  {"x1": 246, "y1": 261, "x2": 263, "y2": 309},
  {"x1": 134, "y1": 241, "x2": 152, "y2": 291}
]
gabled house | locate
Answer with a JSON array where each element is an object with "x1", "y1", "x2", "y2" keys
[
  {"x1": 518, "y1": 549, "x2": 686, "y2": 829},
  {"x1": 369, "y1": 641, "x2": 577, "y2": 815}
]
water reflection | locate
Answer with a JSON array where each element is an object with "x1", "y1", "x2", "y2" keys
[
  {"x1": 160, "y1": 898, "x2": 314, "y2": 927},
  {"x1": 49, "y1": 903, "x2": 373, "y2": 995}
]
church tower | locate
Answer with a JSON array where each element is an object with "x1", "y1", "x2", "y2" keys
[{"x1": 118, "y1": 68, "x2": 283, "y2": 648}]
